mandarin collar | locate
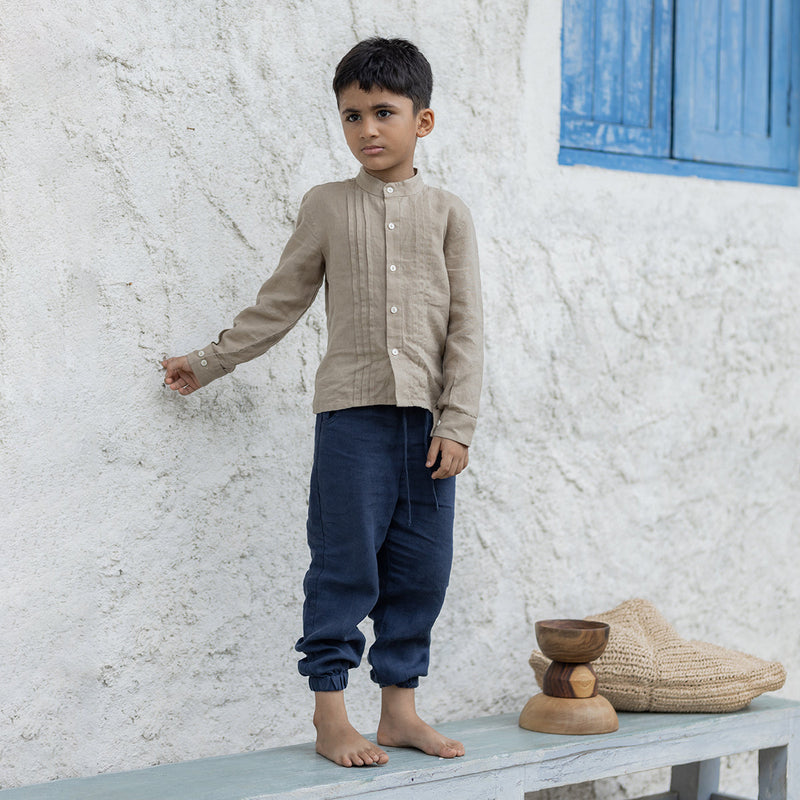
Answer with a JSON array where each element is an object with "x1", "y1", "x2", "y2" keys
[{"x1": 355, "y1": 167, "x2": 425, "y2": 198}]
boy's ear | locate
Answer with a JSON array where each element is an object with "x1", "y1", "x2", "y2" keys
[{"x1": 416, "y1": 108, "x2": 435, "y2": 139}]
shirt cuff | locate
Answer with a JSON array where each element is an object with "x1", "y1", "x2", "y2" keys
[
  {"x1": 434, "y1": 407, "x2": 477, "y2": 447},
  {"x1": 186, "y1": 347, "x2": 230, "y2": 387}
]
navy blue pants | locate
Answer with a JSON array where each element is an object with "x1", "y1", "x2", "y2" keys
[{"x1": 295, "y1": 405, "x2": 456, "y2": 691}]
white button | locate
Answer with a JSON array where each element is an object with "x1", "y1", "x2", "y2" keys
[
  {"x1": 390, "y1": 306, "x2": 398, "y2": 314},
  {"x1": 200, "y1": 359, "x2": 208, "y2": 367},
  {"x1": 387, "y1": 223, "x2": 395, "y2": 230},
  {"x1": 197, "y1": 350, "x2": 205, "y2": 357},
  {"x1": 391, "y1": 348, "x2": 399, "y2": 356},
  {"x1": 386, "y1": 186, "x2": 394, "y2": 193},
  {"x1": 389, "y1": 264, "x2": 397, "y2": 271}
]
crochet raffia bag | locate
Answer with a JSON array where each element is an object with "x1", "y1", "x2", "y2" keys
[{"x1": 529, "y1": 599, "x2": 786, "y2": 713}]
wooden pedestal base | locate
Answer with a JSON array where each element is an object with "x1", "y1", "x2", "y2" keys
[{"x1": 519, "y1": 692, "x2": 619, "y2": 735}]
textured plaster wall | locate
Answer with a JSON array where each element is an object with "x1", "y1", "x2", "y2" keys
[{"x1": 2, "y1": 0, "x2": 799, "y2": 796}]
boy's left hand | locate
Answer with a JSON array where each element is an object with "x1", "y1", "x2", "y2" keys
[{"x1": 426, "y1": 436, "x2": 469, "y2": 479}]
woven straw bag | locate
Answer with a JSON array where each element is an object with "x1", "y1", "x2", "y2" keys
[{"x1": 529, "y1": 599, "x2": 786, "y2": 713}]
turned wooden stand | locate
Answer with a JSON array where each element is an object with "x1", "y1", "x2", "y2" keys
[{"x1": 519, "y1": 618, "x2": 619, "y2": 735}]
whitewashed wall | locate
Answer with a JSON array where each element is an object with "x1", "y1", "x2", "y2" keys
[{"x1": 2, "y1": 1, "x2": 799, "y2": 796}]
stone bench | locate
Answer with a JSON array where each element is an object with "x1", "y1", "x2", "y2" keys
[{"x1": 1, "y1": 695, "x2": 797, "y2": 799}]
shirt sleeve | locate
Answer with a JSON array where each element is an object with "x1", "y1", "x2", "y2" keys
[
  {"x1": 186, "y1": 191, "x2": 326, "y2": 387},
  {"x1": 435, "y1": 203, "x2": 483, "y2": 446}
]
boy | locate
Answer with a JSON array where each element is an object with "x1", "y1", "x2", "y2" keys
[{"x1": 163, "y1": 37, "x2": 482, "y2": 767}]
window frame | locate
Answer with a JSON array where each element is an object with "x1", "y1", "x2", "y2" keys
[{"x1": 558, "y1": 0, "x2": 800, "y2": 187}]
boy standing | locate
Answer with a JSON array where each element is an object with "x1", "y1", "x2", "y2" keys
[{"x1": 163, "y1": 38, "x2": 482, "y2": 767}]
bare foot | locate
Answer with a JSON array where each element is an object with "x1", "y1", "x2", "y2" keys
[
  {"x1": 377, "y1": 713, "x2": 465, "y2": 758},
  {"x1": 377, "y1": 686, "x2": 465, "y2": 759},
  {"x1": 312, "y1": 691, "x2": 388, "y2": 768},
  {"x1": 315, "y1": 716, "x2": 389, "y2": 767}
]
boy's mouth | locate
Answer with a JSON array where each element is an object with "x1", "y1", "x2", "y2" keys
[{"x1": 362, "y1": 146, "x2": 384, "y2": 155}]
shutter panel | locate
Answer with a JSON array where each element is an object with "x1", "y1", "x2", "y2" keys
[
  {"x1": 560, "y1": 0, "x2": 673, "y2": 156},
  {"x1": 673, "y1": 0, "x2": 800, "y2": 172}
]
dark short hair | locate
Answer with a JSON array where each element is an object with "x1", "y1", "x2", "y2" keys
[{"x1": 332, "y1": 37, "x2": 433, "y2": 113}]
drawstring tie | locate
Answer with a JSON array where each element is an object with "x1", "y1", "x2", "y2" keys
[{"x1": 402, "y1": 410, "x2": 412, "y2": 526}]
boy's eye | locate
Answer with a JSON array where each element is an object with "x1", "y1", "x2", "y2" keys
[
  {"x1": 376, "y1": 109, "x2": 391, "y2": 118},
  {"x1": 345, "y1": 113, "x2": 360, "y2": 123}
]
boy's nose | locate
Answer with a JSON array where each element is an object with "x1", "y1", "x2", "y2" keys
[{"x1": 361, "y1": 120, "x2": 378, "y2": 138}]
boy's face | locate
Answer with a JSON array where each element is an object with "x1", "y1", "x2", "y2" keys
[{"x1": 337, "y1": 84, "x2": 434, "y2": 183}]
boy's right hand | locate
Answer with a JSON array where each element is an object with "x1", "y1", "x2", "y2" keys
[{"x1": 162, "y1": 356, "x2": 200, "y2": 395}]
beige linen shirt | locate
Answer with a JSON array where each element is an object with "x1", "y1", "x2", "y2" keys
[{"x1": 187, "y1": 168, "x2": 483, "y2": 445}]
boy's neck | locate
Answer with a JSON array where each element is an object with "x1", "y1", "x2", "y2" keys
[{"x1": 363, "y1": 166, "x2": 417, "y2": 183}]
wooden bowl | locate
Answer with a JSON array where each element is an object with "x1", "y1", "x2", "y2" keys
[
  {"x1": 535, "y1": 619, "x2": 610, "y2": 663},
  {"x1": 519, "y1": 693, "x2": 619, "y2": 735}
]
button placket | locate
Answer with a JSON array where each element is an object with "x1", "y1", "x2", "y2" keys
[{"x1": 385, "y1": 190, "x2": 401, "y2": 361}]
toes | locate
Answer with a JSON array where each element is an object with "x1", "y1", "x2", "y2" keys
[
  {"x1": 439, "y1": 739, "x2": 465, "y2": 758},
  {"x1": 363, "y1": 747, "x2": 386, "y2": 765}
]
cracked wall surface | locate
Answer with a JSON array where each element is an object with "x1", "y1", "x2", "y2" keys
[{"x1": 2, "y1": 1, "x2": 799, "y2": 796}]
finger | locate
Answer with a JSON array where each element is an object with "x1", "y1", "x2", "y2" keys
[
  {"x1": 163, "y1": 363, "x2": 180, "y2": 384},
  {"x1": 441, "y1": 449, "x2": 469, "y2": 479},
  {"x1": 432, "y1": 454, "x2": 454, "y2": 480},
  {"x1": 163, "y1": 356, "x2": 188, "y2": 376},
  {"x1": 166, "y1": 374, "x2": 190, "y2": 392},
  {"x1": 178, "y1": 368, "x2": 198, "y2": 390}
]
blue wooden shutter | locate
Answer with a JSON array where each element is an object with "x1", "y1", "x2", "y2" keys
[
  {"x1": 560, "y1": 0, "x2": 674, "y2": 156},
  {"x1": 673, "y1": 0, "x2": 800, "y2": 174}
]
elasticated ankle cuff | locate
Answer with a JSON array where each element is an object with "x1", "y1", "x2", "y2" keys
[
  {"x1": 377, "y1": 676, "x2": 419, "y2": 689},
  {"x1": 309, "y1": 673, "x2": 348, "y2": 692}
]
